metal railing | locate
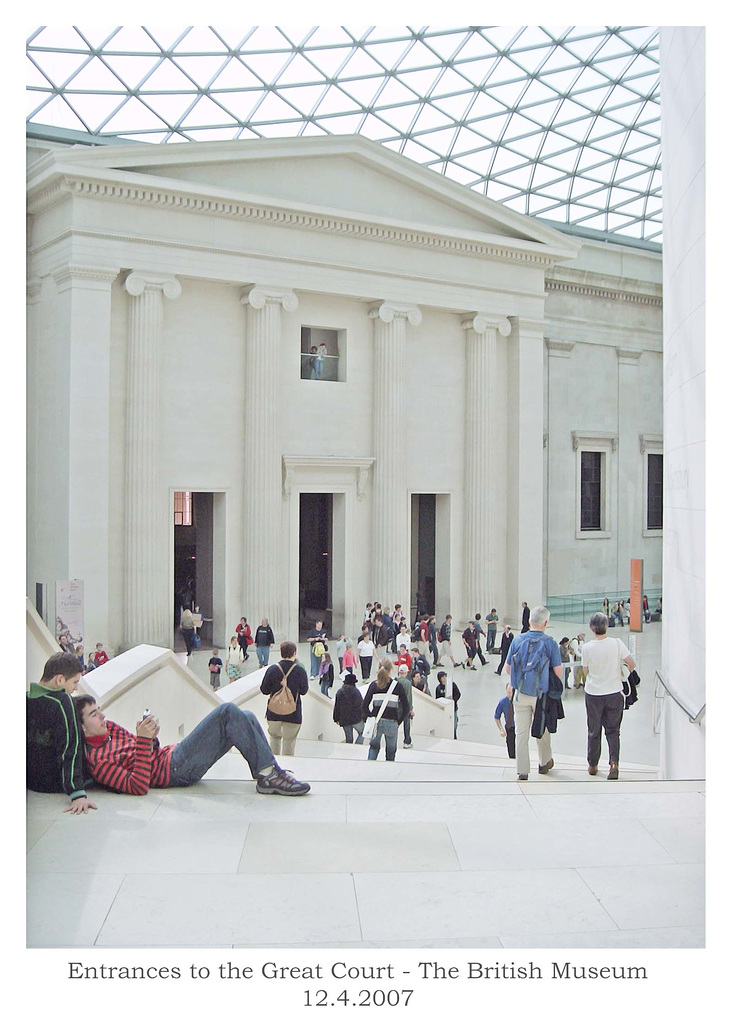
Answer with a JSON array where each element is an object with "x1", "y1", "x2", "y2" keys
[
  {"x1": 547, "y1": 589, "x2": 662, "y2": 623},
  {"x1": 653, "y1": 669, "x2": 705, "y2": 731}
]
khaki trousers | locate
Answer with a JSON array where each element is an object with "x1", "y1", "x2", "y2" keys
[
  {"x1": 267, "y1": 720, "x2": 301, "y2": 756},
  {"x1": 514, "y1": 691, "x2": 552, "y2": 776}
]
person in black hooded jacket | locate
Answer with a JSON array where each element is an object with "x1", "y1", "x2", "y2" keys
[{"x1": 333, "y1": 672, "x2": 365, "y2": 744}]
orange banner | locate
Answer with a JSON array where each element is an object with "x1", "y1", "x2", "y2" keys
[{"x1": 629, "y1": 559, "x2": 643, "y2": 632}]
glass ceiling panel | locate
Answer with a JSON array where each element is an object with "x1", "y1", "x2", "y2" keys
[{"x1": 27, "y1": 25, "x2": 662, "y2": 242}]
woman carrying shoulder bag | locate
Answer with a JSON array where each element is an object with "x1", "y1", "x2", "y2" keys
[{"x1": 362, "y1": 667, "x2": 409, "y2": 762}]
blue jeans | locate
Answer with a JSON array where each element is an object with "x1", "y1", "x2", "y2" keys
[
  {"x1": 168, "y1": 705, "x2": 275, "y2": 785},
  {"x1": 367, "y1": 719, "x2": 399, "y2": 761},
  {"x1": 256, "y1": 645, "x2": 270, "y2": 667},
  {"x1": 310, "y1": 650, "x2": 320, "y2": 677},
  {"x1": 343, "y1": 722, "x2": 364, "y2": 744},
  {"x1": 487, "y1": 629, "x2": 497, "y2": 652},
  {"x1": 320, "y1": 677, "x2": 332, "y2": 696}
]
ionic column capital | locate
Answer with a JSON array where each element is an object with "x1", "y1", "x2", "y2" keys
[
  {"x1": 124, "y1": 271, "x2": 181, "y2": 300},
  {"x1": 461, "y1": 313, "x2": 511, "y2": 336},
  {"x1": 368, "y1": 301, "x2": 422, "y2": 326},
  {"x1": 240, "y1": 285, "x2": 298, "y2": 312}
]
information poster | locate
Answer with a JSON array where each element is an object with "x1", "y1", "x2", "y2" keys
[
  {"x1": 629, "y1": 558, "x2": 643, "y2": 632},
  {"x1": 55, "y1": 578, "x2": 84, "y2": 653}
]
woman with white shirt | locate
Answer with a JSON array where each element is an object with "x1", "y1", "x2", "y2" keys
[
  {"x1": 580, "y1": 613, "x2": 636, "y2": 780},
  {"x1": 357, "y1": 632, "x2": 375, "y2": 680},
  {"x1": 225, "y1": 635, "x2": 245, "y2": 682}
]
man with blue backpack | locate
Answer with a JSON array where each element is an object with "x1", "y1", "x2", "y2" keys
[{"x1": 505, "y1": 605, "x2": 563, "y2": 781}]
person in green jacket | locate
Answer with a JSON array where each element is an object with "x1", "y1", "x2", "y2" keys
[{"x1": 27, "y1": 652, "x2": 97, "y2": 815}]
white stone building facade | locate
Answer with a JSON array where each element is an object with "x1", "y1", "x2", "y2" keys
[{"x1": 26, "y1": 135, "x2": 662, "y2": 651}]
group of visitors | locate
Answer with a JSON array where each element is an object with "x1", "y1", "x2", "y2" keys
[
  {"x1": 204, "y1": 617, "x2": 277, "y2": 689},
  {"x1": 495, "y1": 605, "x2": 637, "y2": 781},
  {"x1": 331, "y1": 660, "x2": 461, "y2": 758}
]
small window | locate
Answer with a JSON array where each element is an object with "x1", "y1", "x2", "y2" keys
[
  {"x1": 173, "y1": 491, "x2": 192, "y2": 526},
  {"x1": 647, "y1": 453, "x2": 663, "y2": 530},
  {"x1": 580, "y1": 451, "x2": 602, "y2": 531},
  {"x1": 300, "y1": 326, "x2": 343, "y2": 381}
]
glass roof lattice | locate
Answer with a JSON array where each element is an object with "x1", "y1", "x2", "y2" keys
[{"x1": 27, "y1": 26, "x2": 662, "y2": 243}]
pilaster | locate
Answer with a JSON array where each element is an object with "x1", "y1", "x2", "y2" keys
[
  {"x1": 240, "y1": 285, "x2": 298, "y2": 634},
  {"x1": 617, "y1": 346, "x2": 643, "y2": 587},
  {"x1": 123, "y1": 270, "x2": 181, "y2": 648},
  {"x1": 461, "y1": 314, "x2": 510, "y2": 617},
  {"x1": 506, "y1": 316, "x2": 546, "y2": 616},
  {"x1": 368, "y1": 301, "x2": 422, "y2": 609},
  {"x1": 50, "y1": 263, "x2": 120, "y2": 648}
]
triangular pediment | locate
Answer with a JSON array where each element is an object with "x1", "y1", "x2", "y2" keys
[{"x1": 41, "y1": 135, "x2": 578, "y2": 256}]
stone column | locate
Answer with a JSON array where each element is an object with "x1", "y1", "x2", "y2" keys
[
  {"x1": 462, "y1": 314, "x2": 511, "y2": 619},
  {"x1": 123, "y1": 271, "x2": 181, "y2": 648},
  {"x1": 368, "y1": 301, "x2": 422, "y2": 609},
  {"x1": 506, "y1": 316, "x2": 546, "y2": 617},
  {"x1": 240, "y1": 285, "x2": 298, "y2": 634}
]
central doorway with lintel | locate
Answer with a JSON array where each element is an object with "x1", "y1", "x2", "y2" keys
[{"x1": 283, "y1": 456, "x2": 374, "y2": 642}]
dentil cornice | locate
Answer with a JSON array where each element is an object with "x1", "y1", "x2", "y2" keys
[{"x1": 29, "y1": 173, "x2": 560, "y2": 268}]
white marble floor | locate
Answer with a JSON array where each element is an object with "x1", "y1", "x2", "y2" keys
[{"x1": 27, "y1": 739, "x2": 703, "y2": 949}]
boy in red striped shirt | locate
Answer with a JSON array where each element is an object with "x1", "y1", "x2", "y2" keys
[{"x1": 73, "y1": 698, "x2": 310, "y2": 796}]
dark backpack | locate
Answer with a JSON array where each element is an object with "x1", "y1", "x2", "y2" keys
[
  {"x1": 439, "y1": 622, "x2": 450, "y2": 642},
  {"x1": 411, "y1": 623, "x2": 421, "y2": 642},
  {"x1": 510, "y1": 635, "x2": 550, "y2": 696}
]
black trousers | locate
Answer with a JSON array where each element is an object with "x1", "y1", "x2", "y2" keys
[
  {"x1": 360, "y1": 655, "x2": 373, "y2": 679},
  {"x1": 496, "y1": 649, "x2": 509, "y2": 674},
  {"x1": 181, "y1": 628, "x2": 194, "y2": 656},
  {"x1": 505, "y1": 726, "x2": 516, "y2": 759},
  {"x1": 585, "y1": 691, "x2": 624, "y2": 766}
]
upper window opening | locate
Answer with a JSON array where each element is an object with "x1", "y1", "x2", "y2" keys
[{"x1": 301, "y1": 326, "x2": 344, "y2": 382}]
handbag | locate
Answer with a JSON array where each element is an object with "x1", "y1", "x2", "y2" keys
[{"x1": 362, "y1": 678, "x2": 399, "y2": 741}]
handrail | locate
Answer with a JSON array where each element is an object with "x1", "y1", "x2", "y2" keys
[{"x1": 654, "y1": 669, "x2": 705, "y2": 725}]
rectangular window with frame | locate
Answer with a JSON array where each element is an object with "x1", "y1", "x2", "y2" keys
[
  {"x1": 647, "y1": 452, "x2": 663, "y2": 530},
  {"x1": 580, "y1": 451, "x2": 602, "y2": 531},
  {"x1": 300, "y1": 326, "x2": 344, "y2": 382}
]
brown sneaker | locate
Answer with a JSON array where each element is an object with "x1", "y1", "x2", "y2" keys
[
  {"x1": 538, "y1": 758, "x2": 554, "y2": 774},
  {"x1": 518, "y1": 774, "x2": 529, "y2": 781},
  {"x1": 588, "y1": 765, "x2": 598, "y2": 775},
  {"x1": 607, "y1": 763, "x2": 619, "y2": 780}
]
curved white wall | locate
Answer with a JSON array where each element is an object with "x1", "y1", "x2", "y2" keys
[{"x1": 659, "y1": 27, "x2": 706, "y2": 778}]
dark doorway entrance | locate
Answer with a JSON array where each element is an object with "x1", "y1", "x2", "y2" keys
[
  {"x1": 411, "y1": 493, "x2": 436, "y2": 622},
  {"x1": 299, "y1": 493, "x2": 333, "y2": 640},
  {"x1": 173, "y1": 491, "x2": 219, "y2": 650}
]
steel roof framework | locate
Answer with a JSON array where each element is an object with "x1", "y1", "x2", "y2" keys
[{"x1": 27, "y1": 25, "x2": 662, "y2": 242}]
